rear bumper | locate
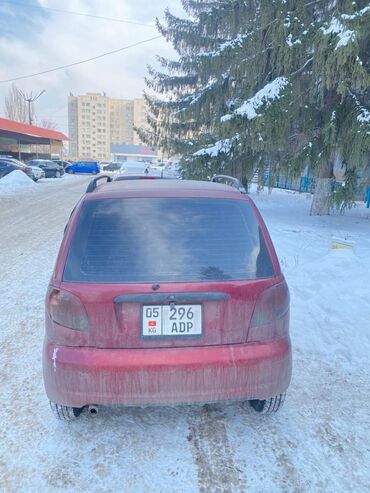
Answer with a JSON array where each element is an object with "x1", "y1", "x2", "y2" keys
[{"x1": 43, "y1": 338, "x2": 292, "y2": 407}]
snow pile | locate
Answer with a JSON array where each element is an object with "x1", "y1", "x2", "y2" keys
[
  {"x1": 199, "y1": 34, "x2": 250, "y2": 58},
  {"x1": 321, "y1": 18, "x2": 355, "y2": 50},
  {"x1": 286, "y1": 33, "x2": 302, "y2": 46},
  {"x1": 193, "y1": 137, "x2": 235, "y2": 157},
  {"x1": 0, "y1": 170, "x2": 35, "y2": 195},
  {"x1": 190, "y1": 78, "x2": 217, "y2": 106},
  {"x1": 341, "y1": 4, "x2": 370, "y2": 20},
  {"x1": 221, "y1": 77, "x2": 290, "y2": 122},
  {"x1": 357, "y1": 106, "x2": 370, "y2": 124},
  {"x1": 173, "y1": 78, "x2": 219, "y2": 115}
]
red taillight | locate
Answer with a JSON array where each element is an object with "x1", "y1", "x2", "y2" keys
[
  {"x1": 248, "y1": 282, "x2": 289, "y2": 341},
  {"x1": 47, "y1": 287, "x2": 90, "y2": 331},
  {"x1": 250, "y1": 282, "x2": 289, "y2": 327}
]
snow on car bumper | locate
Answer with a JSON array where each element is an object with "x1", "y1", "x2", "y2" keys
[{"x1": 43, "y1": 338, "x2": 292, "y2": 408}]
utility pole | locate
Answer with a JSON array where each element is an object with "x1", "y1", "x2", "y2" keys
[{"x1": 18, "y1": 89, "x2": 46, "y2": 125}]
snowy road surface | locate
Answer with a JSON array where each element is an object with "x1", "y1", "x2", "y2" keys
[{"x1": 0, "y1": 176, "x2": 369, "y2": 493}]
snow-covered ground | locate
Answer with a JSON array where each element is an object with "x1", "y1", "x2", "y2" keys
[{"x1": 0, "y1": 178, "x2": 369, "y2": 492}]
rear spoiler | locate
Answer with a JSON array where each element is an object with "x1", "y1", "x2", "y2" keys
[{"x1": 211, "y1": 175, "x2": 247, "y2": 194}]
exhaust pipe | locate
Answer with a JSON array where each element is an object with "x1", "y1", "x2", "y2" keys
[{"x1": 88, "y1": 405, "x2": 99, "y2": 416}]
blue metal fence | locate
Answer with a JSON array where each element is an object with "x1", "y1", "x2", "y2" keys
[
  {"x1": 261, "y1": 173, "x2": 315, "y2": 193},
  {"x1": 365, "y1": 187, "x2": 370, "y2": 208}
]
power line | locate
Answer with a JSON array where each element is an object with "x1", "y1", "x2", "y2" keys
[
  {"x1": 0, "y1": 0, "x2": 156, "y2": 27},
  {"x1": 0, "y1": 36, "x2": 163, "y2": 84}
]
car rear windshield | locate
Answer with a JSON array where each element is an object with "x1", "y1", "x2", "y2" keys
[{"x1": 63, "y1": 198, "x2": 274, "y2": 283}]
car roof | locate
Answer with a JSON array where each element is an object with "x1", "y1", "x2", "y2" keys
[
  {"x1": 85, "y1": 179, "x2": 250, "y2": 201},
  {"x1": 1, "y1": 158, "x2": 24, "y2": 165}
]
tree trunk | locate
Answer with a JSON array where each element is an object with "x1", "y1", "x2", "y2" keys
[
  {"x1": 310, "y1": 160, "x2": 334, "y2": 216},
  {"x1": 310, "y1": 178, "x2": 332, "y2": 215}
]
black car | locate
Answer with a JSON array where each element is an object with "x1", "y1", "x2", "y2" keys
[
  {"x1": 0, "y1": 158, "x2": 44, "y2": 181},
  {"x1": 27, "y1": 159, "x2": 64, "y2": 178},
  {"x1": 0, "y1": 159, "x2": 23, "y2": 179},
  {"x1": 102, "y1": 162, "x2": 121, "y2": 172}
]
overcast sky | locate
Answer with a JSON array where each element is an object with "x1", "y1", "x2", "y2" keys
[{"x1": 0, "y1": 0, "x2": 186, "y2": 133}]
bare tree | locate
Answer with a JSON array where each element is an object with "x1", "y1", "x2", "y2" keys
[
  {"x1": 4, "y1": 84, "x2": 29, "y2": 123},
  {"x1": 39, "y1": 119, "x2": 58, "y2": 130}
]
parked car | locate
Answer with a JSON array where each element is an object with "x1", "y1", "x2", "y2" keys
[
  {"x1": 43, "y1": 175, "x2": 291, "y2": 420},
  {"x1": 116, "y1": 161, "x2": 175, "y2": 179},
  {"x1": 148, "y1": 161, "x2": 165, "y2": 170},
  {"x1": 118, "y1": 161, "x2": 150, "y2": 176},
  {"x1": 53, "y1": 160, "x2": 72, "y2": 169},
  {"x1": 0, "y1": 159, "x2": 25, "y2": 179},
  {"x1": 98, "y1": 161, "x2": 111, "y2": 171},
  {"x1": 113, "y1": 172, "x2": 177, "y2": 182},
  {"x1": 27, "y1": 159, "x2": 64, "y2": 178},
  {"x1": 102, "y1": 162, "x2": 122, "y2": 173},
  {"x1": 0, "y1": 158, "x2": 45, "y2": 181},
  {"x1": 65, "y1": 161, "x2": 100, "y2": 174}
]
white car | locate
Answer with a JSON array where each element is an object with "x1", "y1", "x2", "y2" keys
[
  {"x1": 25, "y1": 163, "x2": 46, "y2": 181},
  {"x1": 118, "y1": 161, "x2": 150, "y2": 175}
]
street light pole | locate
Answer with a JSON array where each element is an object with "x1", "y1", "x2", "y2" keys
[
  {"x1": 27, "y1": 99, "x2": 32, "y2": 126},
  {"x1": 18, "y1": 89, "x2": 46, "y2": 125}
]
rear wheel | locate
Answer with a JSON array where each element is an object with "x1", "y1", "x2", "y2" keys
[
  {"x1": 49, "y1": 401, "x2": 84, "y2": 421},
  {"x1": 67, "y1": 169, "x2": 74, "y2": 174},
  {"x1": 55, "y1": 170, "x2": 61, "y2": 178},
  {"x1": 249, "y1": 393, "x2": 286, "y2": 414},
  {"x1": 92, "y1": 170, "x2": 98, "y2": 175}
]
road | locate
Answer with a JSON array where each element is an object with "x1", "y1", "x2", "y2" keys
[{"x1": 0, "y1": 176, "x2": 369, "y2": 492}]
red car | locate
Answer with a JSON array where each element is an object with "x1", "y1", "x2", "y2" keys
[{"x1": 43, "y1": 176, "x2": 292, "y2": 419}]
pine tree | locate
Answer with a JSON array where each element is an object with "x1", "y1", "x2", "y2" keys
[{"x1": 141, "y1": 0, "x2": 370, "y2": 215}]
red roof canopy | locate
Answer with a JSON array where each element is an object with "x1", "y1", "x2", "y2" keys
[{"x1": 0, "y1": 117, "x2": 68, "y2": 141}]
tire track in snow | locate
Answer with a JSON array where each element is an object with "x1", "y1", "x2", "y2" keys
[{"x1": 187, "y1": 404, "x2": 246, "y2": 492}]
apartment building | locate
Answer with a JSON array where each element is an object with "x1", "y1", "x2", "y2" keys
[
  {"x1": 133, "y1": 98, "x2": 148, "y2": 145},
  {"x1": 68, "y1": 93, "x2": 110, "y2": 160},
  {"x1": 68, "y1": 93, "x2": 148, "y2": 160},
  {"x1": 109, "y1": 99, "x2": 134, "y2": 145}
]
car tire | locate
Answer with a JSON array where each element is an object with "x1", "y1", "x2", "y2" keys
[
  {"x1": 55, "y1": 170, "x2": 61, "y2": 178},
  {"x1": 49, "y1": 401, "x2": 84, "y2": 421},
  {"x1": 67, "y1": 169, "x2": 74, "y2": 174},
  {"x1": 92, "y1": 170, "x2": 98, "y2": 175},
  {"x1": 249, "y1": 393, "x2": 286, "y2": 414}
]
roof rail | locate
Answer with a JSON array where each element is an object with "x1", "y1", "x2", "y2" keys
[
  {"x1": 211, "y1": 175, "x2": 247, "y2": 194},
  {"x1": 86, "y1": 175, "x2": 112, "y2": 193}
]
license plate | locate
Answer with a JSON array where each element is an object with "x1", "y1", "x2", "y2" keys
[{"x1": 142, "y1": 304, "x2": 203, "y2": 338}]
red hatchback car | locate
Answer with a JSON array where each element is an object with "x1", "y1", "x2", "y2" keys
[{"x1": 43, "y1": 177, "x2": 292, "y2": 419}]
